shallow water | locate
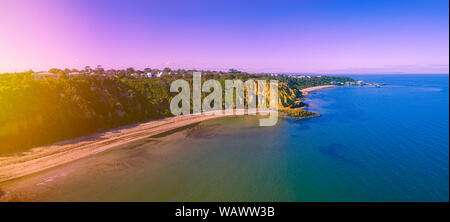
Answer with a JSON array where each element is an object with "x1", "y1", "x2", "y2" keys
[{"x1": 6, "y1": 74, "x2": 448, "y2": 202}]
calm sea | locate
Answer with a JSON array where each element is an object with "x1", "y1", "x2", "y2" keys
[{"x1": 28, "y1": 74, "x2": 449, "y2": 201}]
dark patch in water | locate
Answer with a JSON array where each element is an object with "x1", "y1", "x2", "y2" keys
[
  {"x1": 319, "y1": 143, "x2": 360, "y2": 166},
  {"x1": 297, "y1": 125, "x2": 311, "y2": 131},
  {"x1": 186, "y1": 124, "x2": 220, "y2": 139},
  {"x1": 115, "y1": 138, "x2": 161, "y2": 152}
]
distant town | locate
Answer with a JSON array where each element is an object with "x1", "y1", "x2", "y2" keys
[
  {"x1": 24, "y1": 66, "x2": 334, "y2": 79},
  {"x1": 2, "y1": 66, "x2": 383, "y2": 87}
]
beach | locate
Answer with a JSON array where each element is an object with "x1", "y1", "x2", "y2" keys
[
  {"x1": 0, "y1": 113, "x2": 229, "y2": 184},
  {"x1": 1, "y1": 76, "x2": 448, "y2": 202},
  {"x1": 0, "y1": 86, "x2": 334, "y2": 186},
  {"x1": 0, "y1": 109, "x2": 279, "y2": 184},
  {"x1": 1, "y1": 86, "x2": 333, "y2": 201},
  {"x1": 301, "y1": 85, "x2": 337, "y2": 95}
]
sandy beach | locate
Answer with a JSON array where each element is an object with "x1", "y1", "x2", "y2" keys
[
  {"x1": 0, "y1": 112, "x2": 233, "y2": 185},
  {"x1": 0, "y1": 109, "x2": 277, "y2": 186},
  {"x1": 0, "y1": 109, "x2": 280, "y2": 201},
  {"x1": 0, "y1": 84, "x2": 331, "y2": 201},
  {"x1": 0, "y1": 86, "x2": 337, "y2": 187},
  {"x1": 301, "y1": 85, "x2": 337, "y2": 95}
]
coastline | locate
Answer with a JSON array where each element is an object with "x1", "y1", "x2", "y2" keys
[
  {"x1": 0, "y1": 112, "x2": 230, "y2": 185},
  {"x1": 0, "y1": 109, "x2": 279, "y2": 186},
  {"x1": 280, "y1": 84, "x2": 339, "y2": 119},
  {"x1": 0, "y1": 86, "x2": 338, "y2": 186},
  {"x1": 301, "y1": 85, "x2": 337, "y2": 96},
  {"x1": 0, "y1": 85, "x2": 338, "y2": 201}
]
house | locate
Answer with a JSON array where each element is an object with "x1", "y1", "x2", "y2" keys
[
  {"x1": 145, "y1": 71, "x2": 163, "y2": 78},
  {"x1": 344, "y1": 81, "x2": 357, "y2": 86}
]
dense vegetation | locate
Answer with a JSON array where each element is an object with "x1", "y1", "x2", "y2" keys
[{"x1": 0, "y1": 68, "x2": 354, "y2": 154}]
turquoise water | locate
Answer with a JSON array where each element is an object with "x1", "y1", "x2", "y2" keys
[
  {"x1": 24, "y1": 74, "x2": 449, "y2": 202},
  {"x1": 294, "y1": 74, "x2": 449, "y2": 201}
]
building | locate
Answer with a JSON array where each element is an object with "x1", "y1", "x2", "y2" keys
[{"x1": 344, "y1": 81, "x2": 357, "y2": 86}]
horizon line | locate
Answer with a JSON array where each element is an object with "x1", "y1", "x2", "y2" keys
[{"x1": 1, "y1": 67, "x2": 449, "y2": 76}]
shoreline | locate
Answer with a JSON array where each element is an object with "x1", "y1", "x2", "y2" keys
[
  {"x1": 0, "y1": 112, "x2": 230, "y2": 184},
  {"x1": 0, "y1": 86, "x2": 339, "y2": 185},
  {"x1": 0, "y1": 110, "x2": 278, "y2": 185},
  {"x1": 301, "y1": 85, "x2": 337, "y2": 96},
  {"x1": 0, "y1": 85, "x2": 339, "y2": 200}
]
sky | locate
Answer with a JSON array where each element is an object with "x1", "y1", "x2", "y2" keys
[{"x1": 0, "y1": 0, "x2": 448, "y2": 74}]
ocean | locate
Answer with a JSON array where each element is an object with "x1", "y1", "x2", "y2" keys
[{"x1": 18, "y1": 74, "x2": 449, "y2": 202}]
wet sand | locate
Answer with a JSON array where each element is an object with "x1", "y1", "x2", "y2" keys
[
  {"x1": 0, "y1": 115, "x2": 274, "y2": 202},
  {"x1": 0, "y1": 112, "x2": 231, "y2": 185},
  {"x1": 0, "y1": 109, "x2": 275, "y2": 187}
]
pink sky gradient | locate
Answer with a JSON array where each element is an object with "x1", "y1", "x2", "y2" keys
[{"x1": 0, "y1": 0, "x2": 448, "y2": 74}]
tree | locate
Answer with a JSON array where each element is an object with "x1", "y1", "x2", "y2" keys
[
  {"x1": 106, "y1": 69, "x2": 116, "y2": 75},
  {"x1": 49, "y1": 68, "x2": 63, "y2": 74},
  {"x1": 59, "y1": 72, "x2": 68, "y2": 79},
  {"x1": 84, "y1": 66, "x2": 92, "y2": 73},
  {"x1": 228, "y1": 68, "x2": 241, "y2": 73},
  {"x1": 95, "y1": 65, "x2": 104, "y2": 75},
  {"x1": 126, "y1": 67, "x2": 135, "y2": 75}
]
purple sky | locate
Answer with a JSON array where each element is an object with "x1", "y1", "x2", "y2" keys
[{"x1": 0, "y1": 0, "x2": 448, "y2": 74}]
